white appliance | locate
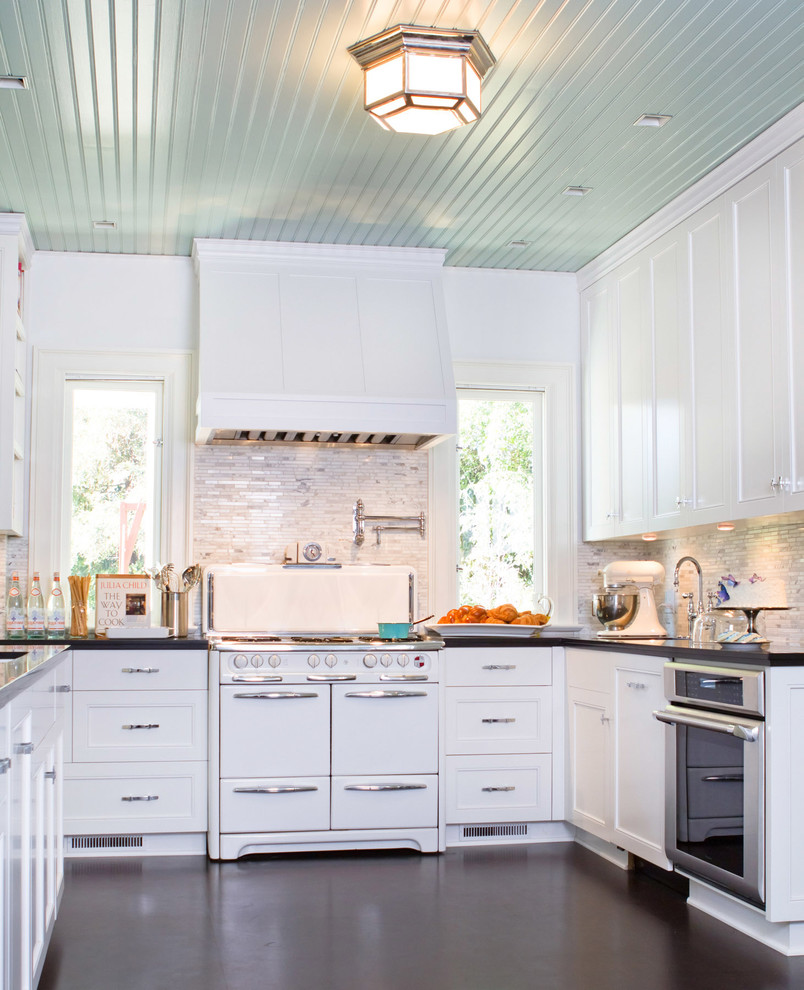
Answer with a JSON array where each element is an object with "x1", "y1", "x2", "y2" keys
[
  {"x1": 205, "y1": 563, "x2": 443, "y2": 861},
  {"x1": 597, "y1": 560, "x2": 668, "y2": 638}
]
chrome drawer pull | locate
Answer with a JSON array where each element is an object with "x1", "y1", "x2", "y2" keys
[
  {"x1": 121, "y1": 795, "x2": 159, "y2": 802},
  {"x1": 345, "y1": 690, "x2": 427, "y2": 699},
  {"x1": 233, "y1": 692, "x2": 318, "y2": 699},
  {"x1": 122, "y1": 723, "x2": 160, "y2": 730},
  {"x1": 307, "y1": 673, "x2": 357, "y2": 681},
  {"x1": 0, "y1": 758, "x2": 10, "y2": 775},
  {"x1": 626, "y1": 681, "x2": 647, "y2": 689},
  {"x1": 233, "y1": 785, "x2": 319, "y2": 794},
  {"x1": 344, "y1": 784, "x2": 427, "y2": 792},
  {"x1": 54, "y1": 684, "x2": 72, "y2": 692},
  {"x1": 481, "y1": 665, "x2": 516, "y2": 671},
  {"x1": 481, "y1": 717, "x2": 516, "y2": 723},
  {"x1": 15, "y1": 742, "x2": 34, "y2": 755},
  {"x1": 482, "y1": 785, "x2": 516, "y2": 792},
  {"x1": 379, "y1": 673, "x2": 428, "y2": 681},
  {"x1": 231, "y1": 675, "x2": 282, "y2": 683},
  {"x1": 121, "y1": 667, "x2": 160, "y2": 674},
  {"x1": 701, "y1": 774, "x2": 744, "y2": 783},
  {"x1": 45, "y1": 769, "x2": 57, "y2": 781}
]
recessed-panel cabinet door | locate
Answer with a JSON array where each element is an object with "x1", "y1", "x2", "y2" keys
[
  {"x1": 616, "y1": 263, "x2": 649, "y2": 533},
  {"x1": 729, "y1": 162, "x2": 782, "y2": 517},
  {"x1": 779, "y1": 139, "x2": 804, "y2": 512},
  {"x1": 687, "y1": 202, "x2": 730, "y2": 523},
  {"x1": 582, "y1": 283, "x2": 617, "y2": 539},
  {"x1": 612, "y1": 661, "x2": 671, "y2": 870},
  {"x1": 648, "y1": 233, "x2": 686, "y2": 527},
  {"x1": 567, "y1": 686, "x2": 611, "y2": 840}
]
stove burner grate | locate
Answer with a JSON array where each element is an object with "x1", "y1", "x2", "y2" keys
[{"x1": 289, "y1": 636, "x2": 356, "y2": 645}]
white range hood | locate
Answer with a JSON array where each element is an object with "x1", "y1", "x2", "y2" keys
[{"x1": 192, "y1": 240, "x2": 457, "y2": 450}]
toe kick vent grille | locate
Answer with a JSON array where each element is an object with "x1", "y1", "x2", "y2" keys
[
  {"x1": 461, "y1": 824, "x2": 529, "y2": 840},
  {"x1": 70, "y1": 834, "x2": 144, "y2": 850}
]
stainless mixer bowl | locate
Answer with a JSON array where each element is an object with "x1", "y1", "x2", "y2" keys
[{"x1": 592, "y1": 590, "x2": 639, "y2": 630}]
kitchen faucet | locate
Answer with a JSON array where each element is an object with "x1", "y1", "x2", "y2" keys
[{"x1": 673, "y1": 556, "x2": 704, "y2": 639}]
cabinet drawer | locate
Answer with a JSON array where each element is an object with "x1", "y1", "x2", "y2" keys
[
  {"x1": 566, "y1": 648, "x2": 610, "y2": 693},
  {"x1": 445, "y1": 687, "x2": 552, "y2": 755},
  {"x1": 72, "y1": 650, "x2": 208, "y2": 691},
  {"x1": 330, "y1": 775, "x2": 438, "y2": 829},
  {"x1": 64, "y1": 762, "x2": 207, "y2": 833},
  {"x1": 444, "y1": 648, "x2": 552, "y2": 687},
  {"x1": 445, "y1": 754, "x2": 552, "y2": 824},
  {"x1": 72, "y1": 690, "x2": 207, "y2": 762},
  {"x1": 220, "y1": 777, "x2": 330, "y2": 833}
]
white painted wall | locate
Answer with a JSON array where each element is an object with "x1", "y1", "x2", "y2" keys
[
  {"x1": 28, "y1": 251, "x2": 196, "y2": 351},
  {"x1": 442, "y1": 267, "x2": 580, "y2": 365}
]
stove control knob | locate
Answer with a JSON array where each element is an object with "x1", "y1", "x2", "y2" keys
[
  {"x1": 251, "y1": 654, "x2": 265, "y2": 668},
  {"x1": 307, "y1": 654, "x2": 320, "y2": 668},
  {"x1": 397, "y1": 655, "x2": 410, "y2": 667},
  {"x1": 380, "y1": 653, "x2": 393, "y2": 667},
  {"x1": 232, "y1": 654, "x2": 249, "y2": 669},
  {"x1": 325, "y1": 654, "x2": 337, "y2": 667},
  {"x1": 267, "y1": 654, "x2": 281, "y2": 668},
  {"x1": 363, "y1": 653, "x2": 377, "y2": 668}
]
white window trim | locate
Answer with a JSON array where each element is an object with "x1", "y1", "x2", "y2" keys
[
  {"x1": 428, "y1": 361, "x2": 577, "y2": 625},
  {"x1": 29, "y1": 348, "x2": 194, "y2": 580}
]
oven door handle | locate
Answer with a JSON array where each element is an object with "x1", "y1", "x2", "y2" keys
[
  {"x1": 307, "y1": 673, "x2": 357, "y2": 681},
  {"x1": 378, "y1": 673, "x2": 429, "y2": 681},
  {"x1": 344, "y1": 690, "x2": 427, "y2": 699},
  {"x1": 653, "y1": 708, "x2": 760, "y2": 742}
]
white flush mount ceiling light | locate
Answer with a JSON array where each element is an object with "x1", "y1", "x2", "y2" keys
[
  {"x1": 563, "y1": 185, "x2": 592, "y2": 196},
  {"x1": 348, "y1": 25, "x2": 495, "y2": 135},
  {"x1": 0, "y1": 76, "x2": 27, "y2": 89}
]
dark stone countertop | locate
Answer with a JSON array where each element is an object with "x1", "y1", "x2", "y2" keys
[
  {"x1": 0, "y1": 644, "x2": 71, "y2": 703},
  {"x1": 438, "y1": 631, "x2": 804, "y2": 665},
  {"x1": 0, "y1": 633, "x2": 208, "y2": 650}
]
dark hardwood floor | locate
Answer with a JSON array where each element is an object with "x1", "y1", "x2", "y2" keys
[{"x1": 38, "y1": 842, "x2": 804, "y2": 990}]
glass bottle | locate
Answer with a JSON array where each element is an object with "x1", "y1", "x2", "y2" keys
[
  {"x1": 5, "y1": 572, "x2": 25, "y2": 638},
  {"x1": 46, "y1": 572, "x2": 66, "y2": 638},
  {"x1": 27, "y1": 571, "x2": 46, "y2": 639}
]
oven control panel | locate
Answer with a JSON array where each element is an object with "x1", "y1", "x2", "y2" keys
[{"x1": 219, "y1": 649, "x2": 435, "y2": 680}]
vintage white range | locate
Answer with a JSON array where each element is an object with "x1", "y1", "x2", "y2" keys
[{"x1": 203, "y1": 563, "x2": 443, "y2": 860}]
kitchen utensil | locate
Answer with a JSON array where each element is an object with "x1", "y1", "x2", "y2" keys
[
  {"x1": 592, "y1": 589, "x2": 639, "y2": 631},
  {"x1": 182, "y1": 563, "x2": 202, "y2": 590},
  {"x1": 410, "y1": 614, "x2": 434, "y2": 626}
]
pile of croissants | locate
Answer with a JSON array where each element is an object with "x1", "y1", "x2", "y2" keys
[{"x1": 437, "y1": 604, "x2": 550, "y2": 626}]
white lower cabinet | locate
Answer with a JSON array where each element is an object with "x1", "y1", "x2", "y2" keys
[
  {"x1": 566, "y1": 648, "x2": 670, "y2": 870},
  {"x1": 3, "y1": 651, "x2": 70, "y2": 990},
  {"x1": 444, "y1": 647, "x2": 554, "y2": 830},
  {"x1": 64, "y1": 649, "x2": 208, "y2": 853}
]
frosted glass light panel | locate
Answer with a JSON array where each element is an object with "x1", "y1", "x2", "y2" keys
[
  {"x1": 457, "y1": 391, "x2": 545, "y2": 611},
  {"x1": 65, "y1": 381, "x2": 163, "y2": 589}
]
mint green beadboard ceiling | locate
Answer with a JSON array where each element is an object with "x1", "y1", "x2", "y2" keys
[{"x1": 0, "y1": 0, "x2": 802, "y2": 270}]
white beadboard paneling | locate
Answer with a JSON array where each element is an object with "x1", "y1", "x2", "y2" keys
[{"x1": 0, "y1": 1, "x2": 802, "y2": 269}]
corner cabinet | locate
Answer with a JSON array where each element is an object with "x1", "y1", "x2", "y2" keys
[
  {"x1": 0, "y1": 215, "x2": 33, "y2": 536},
  {"x1": 566, "y1": 648, "x2": 670, "y2": 870}
]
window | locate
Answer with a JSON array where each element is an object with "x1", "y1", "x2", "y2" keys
[
  {"x1": 457, "y1": 389, "x2": 544, "y2": 608},
  {"x1": 30, "y1": 350, "x2": 193, "y2": 595},
  {"x1": 63, "y1": 380, "x2": 164, "y2": 582}
]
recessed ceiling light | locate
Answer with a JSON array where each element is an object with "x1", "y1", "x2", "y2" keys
[
  {"x1": 509, "y1": 240, "x2": 530, "y2": 247},
  {"x1": 92, "y1": 220, "x2": 117, "y2": 230},
  {"x1": 0, "y1": 76, "x2": 27, "y2": 90},
  {"x1": 563, "y1": 186, "x2": 591, "y2": 197},
  {"x1": 634, "y1": 113, "x2": 672, "y2": 128}
]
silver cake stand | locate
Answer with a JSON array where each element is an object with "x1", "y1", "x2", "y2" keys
[{"x1": 716, "y1": 604, "x2": 789, "y2": 636}]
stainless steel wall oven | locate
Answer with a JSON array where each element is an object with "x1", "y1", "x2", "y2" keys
[{"x1": 654, "y1": 661, "x2": 765, "y2": 906}]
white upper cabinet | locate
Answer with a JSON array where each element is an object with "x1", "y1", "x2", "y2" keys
[
  {"x1": 581, "y1": 133, "x2": 804, "y2": 539},
  {"x1": 777, "y1": 139, "x2": 804, "y2": 513},
  {"x1": 0, "y1": 215, "x2": 33, "y2": 536}
]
